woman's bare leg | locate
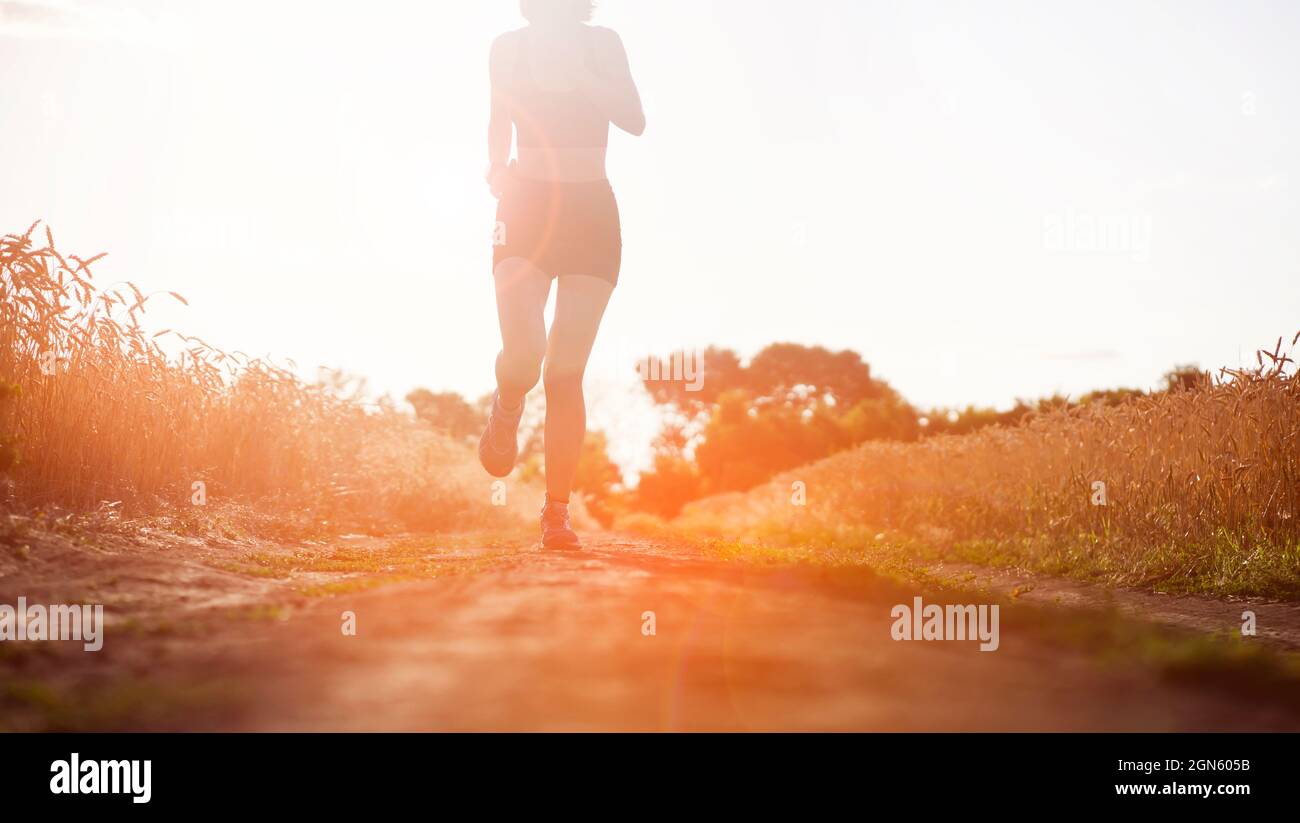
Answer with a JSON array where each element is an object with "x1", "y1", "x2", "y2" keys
[
  {"x1": 493, "y1": 258, "x2": 552, "y2": 407},
  {"x1": 543, "y1": 274, "x2": 615, "y2": 502},
  {"x1": 480, "y1": 258, "x2": 552, "y2": 476}
]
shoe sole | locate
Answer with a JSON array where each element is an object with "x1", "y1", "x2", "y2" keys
[
  {"x1": 477, "y1": 434, "x2": 517, "y2": 478},
  {"x1": 541, "y1": 535, "x2": 582, "y2": 550}
]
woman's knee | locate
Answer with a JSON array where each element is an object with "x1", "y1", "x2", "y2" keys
[
  {"x1": 498, "y1": 346, "x2": 545, "y2": 390},
  {"x1": 542, "y1": 359, "x2": 585, "y2": 396}
]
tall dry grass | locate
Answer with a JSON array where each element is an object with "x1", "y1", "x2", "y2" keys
[
  {"x1": 1, "y1": 222, "x2": 526, "y2": 536},
  {"x1": 670, "y1": 337, "x2": 1300, "y2": 596}
]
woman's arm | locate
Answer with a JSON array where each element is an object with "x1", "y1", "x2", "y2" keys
[
  {"x1": 583, "y1": 27, "x2": 645, "y2": 136},
  {"x1": 486, "y1": 34, "x2": 514, "y2": 196}
]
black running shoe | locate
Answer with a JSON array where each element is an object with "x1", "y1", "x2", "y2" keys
[
  {"x1": 478, "y1": 391, "x2": 523, "y2": 478},
  {"x1": 540, "y1": 501, "x2": 581, "y2": 549}
]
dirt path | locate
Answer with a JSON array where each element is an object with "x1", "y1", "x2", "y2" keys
[{"x1": 3, "y1": 532, "x2": 1299, "y2": 731}]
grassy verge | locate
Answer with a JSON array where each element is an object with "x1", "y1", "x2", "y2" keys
[{"x1": 625, "y1": 340, "x2": 1300, "y2": 599}]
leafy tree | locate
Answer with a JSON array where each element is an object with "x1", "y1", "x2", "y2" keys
[
  {"x1": 640, "y1": 346, "x2": 743, "y2": 412},
  {"x1": 744, "y1": 343, "x2": 885, "y2": 409},
  {"x1": 634, "y1": 343, "x2": 918, "y2": 513},
  {"x1": 405, "y1": 389, "x2": 485, "y2": 439},
  {"x1": 1079, "y1": 387, "x2": 1147, "y2": 407},
  {"x1": 634, "y1": 452, "x2": 702, "y2": 519},
  {"x1": 840, "y1": 393, "x2": 922, "y2": 443},
  {"x1": 1162, "y1": 364, "x2": 1209, "y2": 393},
  {"x1": 573, "y1": 430, "x2": 622, "y2": 525}
]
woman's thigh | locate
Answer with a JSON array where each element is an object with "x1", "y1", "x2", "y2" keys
[
  {"x1": 493, "y1": 257, "x2": 552, "y2": 356},
  {"x1": 546, "y1": 275, "x2": 615, "y2": 376}
]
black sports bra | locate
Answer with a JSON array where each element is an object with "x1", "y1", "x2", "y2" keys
[{"x1": 510, "y1": 31, "x2": 610, "y2": 151}]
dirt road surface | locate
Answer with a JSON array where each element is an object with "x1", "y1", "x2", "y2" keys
[{"x1": 2, "y1": 532, "x2": 1298, "y2": 731}]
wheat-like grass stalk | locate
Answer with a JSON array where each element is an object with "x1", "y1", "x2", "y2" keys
[
  {"x1": 671, "y1": 333, "x2": 1300, "y2": 596},
  {"x1": 1, "y1": 222, "x2": 526, "y2": 535}
]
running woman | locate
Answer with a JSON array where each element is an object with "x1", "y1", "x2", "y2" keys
[{"x1": 479, "y1": 0, "x2": 645, "y2": 548}]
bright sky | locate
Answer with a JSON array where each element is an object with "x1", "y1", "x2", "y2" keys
[{"x1": 3, "y1": 0, "x2": 1298, "y2": 475}]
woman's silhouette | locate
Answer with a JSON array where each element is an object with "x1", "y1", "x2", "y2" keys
[{"x1": 479, "y1": 0, "x2": 645, "y2": 548}]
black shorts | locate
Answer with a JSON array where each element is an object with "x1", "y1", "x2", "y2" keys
[{"x1": 493, "y1": 173, "x2": 622, "y2": 286}]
